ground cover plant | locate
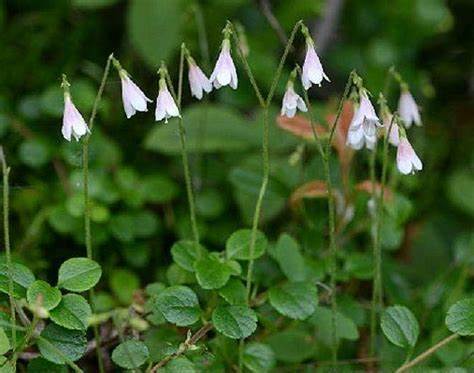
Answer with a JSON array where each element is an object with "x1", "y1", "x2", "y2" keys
[{"x1": 0, "y1": 1, "x2": 472, "y2": 372}]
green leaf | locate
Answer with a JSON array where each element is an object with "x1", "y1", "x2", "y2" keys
[
  {"x1": 194, "y1": 253, "x2": 231, "y2": 290},
  {"x1": 49, "y1": 294, "x2": 91, "y2": 331},
  {"x1": 128, "y1": 0, "x2": 184, "y2": 69},
  {"x1": 38, "y1": 324, "x2": 87, "y2": 364},
  {"x1": 266, "y1": 330, "x2": 315, "y2": 363},
  {"x1": 145, "y1": 105, "x2": 257, "y2": 155},
  {"x1": 218, "y1": 278, "x2": 247, "y2": 305},
  {"x1": 212, "y1": 305, "x2": 257, "y2": 339},
  {"x1": 171, "y1": 240, "x2": 206, "y2": 272},
  {"x1": 161, "y1": 356, "x2": 196, "y2": 372},
  {"x1": 269, "y1": 282, "x2": 317, "y2": 320},
  {"x1": 343, "y1": 253, "x2": 374, "y2": 280},
  {"x1": 446, "y1": 298, "x2": 474, "y2": 336},
  {"x1": 109, "y1": 268, "x2": 140, "y2": 305},
  {"x1": 155, "y1": 286, "x2": 200, "y2": 326},
  {"x1": 57, "y1": 258, "x2": 102, "y2": 292},
  {"x1": 111, "y1": 340, "x2": 150, "y2": 369},
  {"x1": 243, "y1": 342, "x2": 276, "y2": 373},
  {"x1": 19, "y1": 139, "x2": 51, "y2": 168},
  {"x1": 226, "y1": 229, "x2": 268, "y2": 260},
  {"x1": 310, "y1": 306, "x2": 359, "y2": 344},
  {"x1": 27, "y1": 357, "x2": 68, "y2": 372},
  {"x1": 72, "y1": 0, "x2": 118, "y2": 8},
  {"x1": 0, "y1": 262, "x2": 35, "y2": 298},
  {"x1": 27, "y1": 281, "x2": 62, "y2": 310},
  {"x1": 381, "y1": 305, "x2": 419, "y2": 348},
  {"x1": 0, "y1": 329, "x2": 10, "y2": 355},
  {"x1": 273, "y1": 234, "x2": 307, "y2": 282}
]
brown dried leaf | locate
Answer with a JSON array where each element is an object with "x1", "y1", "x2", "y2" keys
[
  {"x1": 355, "y1": 180, "x2": 393, "y2": 201},
  {"x1": 290, "y1": 180, "x2": 328, "y2": 208},
  {"x1": 276, "y1": 115, "x2": 328, "y2": 141}
]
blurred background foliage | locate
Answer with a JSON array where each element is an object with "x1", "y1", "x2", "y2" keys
[{"x1": 0, "y1": 0, "x2": 472, "y2": 369}]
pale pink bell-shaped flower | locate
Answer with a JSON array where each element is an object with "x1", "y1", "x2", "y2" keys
[
  {"x1": 62, "y1": 94, "x2": 89, "y2": 141},
  {"x1": 120, "y1": 73, "x2": 152, "y2": 119},
  {"x1": 188, "y1": 60, "x2": 212, "y2": 100},
  {"x1": 281, "y1": 84, "x2": 307, "y2": 118},
  {"x1": 398, "y1": 91, "x2": 421, "y2": 128},
  {"x1": 210, "y1": 39, "x2": 238, "y2": 90},
  {"x1": 301, "y1": 41, "x2": 330, "y2": 90},
  {"x1": 396, "y1": 137, "x2": 422, "y2": 174},
  {"x1": 155, "y1": 81, "x2": 180, "y2": 123},
  {"x1": 346, "y1": 92, "x2": 382, "y2": 150},
  {"x1": 384, "y1": 114, "x2": 400, "y2": 146}
]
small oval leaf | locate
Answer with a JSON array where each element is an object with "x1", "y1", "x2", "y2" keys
[
  {"x1": 446, "y1": 298, "x2": 474, "y2": 336},
  {"x1": 225, "y1": 229, "x2": 267, "y2": 261},
  {"x1": 381, "y1": 305, "x2": 419, "y2": 348},
  {"x1": 38, "y1": 324, "x2": 87, "y2": 364},
  {"x1": 269, "y1": 282, "x2": 317, "y2": 320},
  {"x1": 57, "y1": 257, "x2": 102, "y2": 292},
  {"x1": 111, "y1": 339, "x2": 149, "y2": 369},
  {"x1": 212, "y1": 305, "x2": 257, "y2": 339},
  {"x1": 154, "y1": 286, "x2": 200, "y2": 327},
  {"x1": 49, "y1": 294, "x2": 91, "y2": 331},
  {"x1": 27, "y1": 280, "x2": 62, "y2": 310}
]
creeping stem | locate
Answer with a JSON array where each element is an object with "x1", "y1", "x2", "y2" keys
[
  {"x1": 0, "y1": 148, "x2": 16, "y2": 365},
  {"x1": 82, "y1": 53, "x2": 113, "y2": 373}
]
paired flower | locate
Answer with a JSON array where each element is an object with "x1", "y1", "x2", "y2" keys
[
  {"x1": 396, "y1": 136, "x2": 423, "y2": 175},
  {"x1": 61, "y1": 75, "x2": 89, "y2": 142},
  {"x1": 301, "y1": 27, "x2": 329, "y2": 90},
  {"x1": 346, "y1": 91, "x2": 382, "y2": 150},
  {"x1": 155, "y1": 72, "x2": 180, "y2": 123},
  {"x1": 398, "y1": 90, "x2": 421, "y2": 128},
  {"x1": 281, "y1": 73, "x2": 307, "y2": 118},
  {"x1": 210, "y1": 38, "x2": 238, "y2": 90},
  {"x1": 187, "y1": 57, "x2": 212, "y2": 100}
]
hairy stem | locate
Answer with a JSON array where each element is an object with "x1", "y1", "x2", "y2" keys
[
  {"x1": 369, "y1": 144, "x2": 378, "y2": 356},
  {"x1": 396, "y1": 334, "x2": 459, "y2": 373},
  {"x1": 82, "y1": 53, "x2": 113, "y2": 373},
  {"x1": 0, "y1": 148, "x2": 16, "y2": 367}
]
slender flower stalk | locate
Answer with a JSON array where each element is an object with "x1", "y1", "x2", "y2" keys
[
  {"x1": 226, "y1": 20, "x2": 303, "y2": 370},
  {"x1": 162, "y1": 56, "x2": 200, "y2": 249},
  {"x1": 0, "y1": 148, "x2": 16, "y2": 368},
  {"x1": 78, "y1": 53, "x2": 114, "y2": 373},
  {"x1": 300, "y1": 71, "x2": 354, "y2": 363}
]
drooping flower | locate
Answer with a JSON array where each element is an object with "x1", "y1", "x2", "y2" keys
[
  {"x1": 301, "y1": 39, "x2": 330, "y2": 90},
  {"x1": 155, "y1": 78, "x2": 180, "y2": 123},
  {"x1": 210, "y1": 38, "x2": 238, "y2": 90},
  {"x1": 188, "y1": 58, "x2": 212, "y2": 100},
  {"x1": 62, "y1": 92, "x2": 89, "y2": 142},
  {"x1": 119, "y1": 73, "x2": 152, "y2": 119},
  {"x1": 281, "y1": 82, "x2": 307, "y2": 118},
  {"x1": 396, "y1": 137, "x2": 422, "y2": 174},
  {"x1": 398, "y1": 90, "x2": 421, "y2": 128},
  {"x1": 346, "y1": 92, "x2": 382, "y2": 150}
]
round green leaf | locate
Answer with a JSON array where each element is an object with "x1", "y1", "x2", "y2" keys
[
  {"x1": 111, "y1": 340, "x2": 149, "y2": 369},
  {"x1": 212, "y1": 305, "x2": 257, "y2": 339},
  {"x1": 155, "y1": 286, "x2": 200, "y2": 326},
  {"x1": 446, "y1": 298, "x2": 474, "y2": 336},
  {"x1": 273, "y1": 234, "x2": 307, "y2": 282},
  {"x1": 0, "y1": 262, "x2": 35, "y2": 299},
  {"x1": 171, "y1": 240, "x2": 206, "y2": 272},
  {"x1": 309, "y1": 307, "x2": 359, "y2": 343},
  {"x1": 57, "y1": 258, "x2": 102, "y2": 292},
  {"x1": 225, "y1": 229, "x2": 268, "y2": 260},
  {"x1": 381, "y1": 305, "x2": 419, "y2": 348},
  {"x1": 266, "y1": 330, "x2": 315, "y2": 363},
  {"x1": 218, "y1": 278, "x2": 247, "y2": 305},
  {"x1": 27, "y1": 281, "x2": 62, "y2": 310},
  {"x1": 38, "y1": 324, "x2": 87, "y2": 364},
  {"x1": 269, "y1": 282, "x2": 318, "y2": 320},
  {"x1": 194, "y1": 253, "x2": 231, "y2": 290},
  {"x1": 161, "y1": 356, "x2": 196, "y2": 372},
  {"x1": 243, "y1": 342, "x2": 276, "y2": 373},
  {"x1": 49, "y1": 294, "x2": 91, "y2": 331}
]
